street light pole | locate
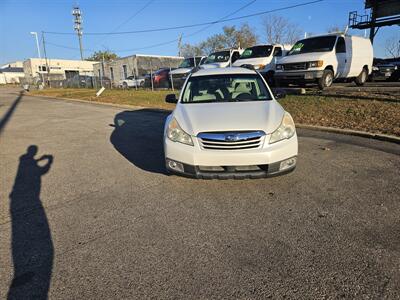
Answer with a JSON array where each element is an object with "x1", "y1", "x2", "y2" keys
[
  {"x1": 30, "y1": 31, "x2": 44, "y2": 85},
  {"x1": 30, "y1": 32, "x2": 41, "y2": 59}
]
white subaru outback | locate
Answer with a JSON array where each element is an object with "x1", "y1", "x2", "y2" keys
[{"x1": 163, "y1": 67, "x2": 298, "y2": 179}]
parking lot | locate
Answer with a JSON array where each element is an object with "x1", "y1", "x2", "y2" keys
[{"x1": 1, "y1": 88, "x2": 399, "y2": 298}]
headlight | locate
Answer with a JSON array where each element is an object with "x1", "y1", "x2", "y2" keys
[
  {"x1": 270, "y1": 112, "x2": 296, "y2": 144},
  {"x1": 308, "y1": 60, "x2": 323, "y2": 68},
  {"x1": 372, "y1": 66, "x2": 379, "y2": 71},
  {"x1": 254, "y1": 64, "x2": 266, "y2": 70},
  {"x1": 276, "y1": 64, "x2": 283, "y2": 70},
  {"x1": 167, "y1": 118, "x2": 193, "y2": 146}
]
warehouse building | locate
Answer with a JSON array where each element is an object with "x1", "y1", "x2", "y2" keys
[
  {"x1": 0, "y1": 67, "x2": 24, "y2": 84},
  {"x1": 93, "y1": 54, "x2": 184, "y2": 85},
  {"x1": 23, "y1": 58, "x2": 98, "y2": 84}
]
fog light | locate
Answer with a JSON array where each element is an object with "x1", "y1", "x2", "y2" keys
[
  {"x1": 279, "y1": 157, "x2": 297, "y2": 171},
  {"x1": 167, "y1": 159, "x2": 184, "y2": 173}
]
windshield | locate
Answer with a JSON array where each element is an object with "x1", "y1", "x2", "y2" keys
[
  {"x1": 181, "y1": 74, "x2": 272, "y2": 103},
  {"x1": 204, "y1": 51, "x2": 230, "y2": 64},
  {"x1": 288, "y1": 36, "x2": 337, "y2": 55},
  {"x1": 240, "y1": 46, "x2": 273, "y2": 59},
  {"x1": 178, "y1": 58, "x2": 194, "y2": 68}
]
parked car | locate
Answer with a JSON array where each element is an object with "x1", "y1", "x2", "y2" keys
[
  {"x1": 163, "y1": 67, "x2": 298, "y2": 179},
  {"x1": 119, "y1": 75, "x2": 145, "y2": 89},
  {"x1": 200, "y1": 48, "x2": 243, "y2": 69},
  {"x1": 170, "y1": 56, "x2": 206, "y2": 89},
  {"x1": 233, "y1": 44, "x2": 291, "y2": 84},
  {"x1": 274, "y1": 33, "x2": 373, "y2": 89},
  {"x1": 370, "y1": 58, "x2": 400, "y2": 82},
  {"x1": 144, "y1": 68, "x2": 174, "y2": 88}
]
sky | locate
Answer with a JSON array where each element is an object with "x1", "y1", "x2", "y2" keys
[{"x1": 0, "y1": 0, "x2": 398, "y2": 65}]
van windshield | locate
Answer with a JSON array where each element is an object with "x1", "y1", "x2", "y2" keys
[
  {"x1": 288, "y1": 36, "x2": 337, "y2": 55},
  {"x1": 240, "y1": 46, "x2": 273, "y2": 59},
  {"x1": 178, "y1": 58, "x2": 194, "y2": 68},
  {"x1": 204, "y1": 51, "x2": 230, "y2": 64},
  {"x1": 181, "y1": 74, "x2": 272, "y2": 103}
]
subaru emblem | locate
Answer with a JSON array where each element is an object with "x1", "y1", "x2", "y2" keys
[{"x1": 225, "y1": 134, "x2": 237, "y2": 141}]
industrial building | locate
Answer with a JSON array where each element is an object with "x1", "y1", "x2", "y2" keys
[
  {"x1": 0, "y1": 66, "x2": 24, "y2": 84},
  {"x1": 23, "y1": 58, "x2": 98, "y2": 84},
  {"x1": 93, "y1": 54, "x2": 184, "y2": 85}
]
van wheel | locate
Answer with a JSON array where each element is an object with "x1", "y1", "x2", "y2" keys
[
  {"x1": 318, "y1": 70, "x2": 333, "y2": 90},
  {"x1": 355, "y1": 68, "x2": 368, "y2": 86}
]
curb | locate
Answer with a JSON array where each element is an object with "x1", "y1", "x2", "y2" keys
[
  {"x1": 297, "y1": 124, "x2": 400, "y2": 145},
  {"x1": 26, "y1": 92, "x2": 400, "y2": 145}
]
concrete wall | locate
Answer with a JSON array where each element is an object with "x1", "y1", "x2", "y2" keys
[
  {"x1": 23, "y1": 58, "x2": 98, "y2": 83},
  {"x1": 0, "y1": 72, "x2": 24, "y2": 84},
  {"x1": 94, "y1": 54, "x2": 184, "y2": 85}
]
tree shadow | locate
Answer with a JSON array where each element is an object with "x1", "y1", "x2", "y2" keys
[
  {"x1": 8, "y1": 145, "x2": 54, "y2": 300},
  {"x1": 110, "y1": 109, "x2": 170, "y2": 175}
]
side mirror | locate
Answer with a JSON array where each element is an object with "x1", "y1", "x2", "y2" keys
[
  {"x1": 273, "y1": 89, "x2": 286, "y2": 99},
  {"x1": 165, "y1": 94, "x2": 178, "y2": 103}
]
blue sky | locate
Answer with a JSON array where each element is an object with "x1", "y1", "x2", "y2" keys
[{"x1": 0, "y1": 0, "x2": 398, "y2": 64}]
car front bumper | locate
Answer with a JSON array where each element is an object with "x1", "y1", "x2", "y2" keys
[
  {"x1": 164, "y1": 134, "x2": 298, "y2": 179},
  {"x1": 275, "y1": 70, "x2": 324, "y2": 81}
]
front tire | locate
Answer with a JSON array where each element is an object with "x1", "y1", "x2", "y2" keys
[
  {"x1": 318, "y1": 69, "x2": 334, "y2": 90},
  {"x1": 355, "y1": 68, "x2": 368, "y2": 86},
  {"x1": 122, "y1": 82, "x2": 128, "y2": 89}
]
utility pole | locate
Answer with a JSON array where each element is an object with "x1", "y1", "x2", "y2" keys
[
  {"x1": 72, "y1": 6, "x2": 84, "y2": 60},
  {"x1": 42, "y1": 32, "x2": 51, "y2": 86},
  {"x1": 177, "y1": 34, "x2": 183, "y2": 57}
]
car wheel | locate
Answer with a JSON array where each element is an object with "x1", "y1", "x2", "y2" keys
[
  {"x1": 355, "y1": 68, "x2": 368, "y2": 86},
  {"x1": 123, "y1": 82, "x2": 128, "y2": 89},
  {"x1": 318, "y1": 69, "x2": 334, "y2": 90}
]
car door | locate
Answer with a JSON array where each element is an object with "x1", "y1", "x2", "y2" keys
[{"x1": 335, "y1": 37, "x2": 347, "y2": 78}]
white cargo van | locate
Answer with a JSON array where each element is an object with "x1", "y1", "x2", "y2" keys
[
  {"x1": 200, "y1": 48, "x2": 243, "y2": 69},
  {"x1": 274, "y1": 33, "x2": 373, "y2": 89},
  {"x1": 233, "y1": 44, "x2": 291, "y2": 72}
]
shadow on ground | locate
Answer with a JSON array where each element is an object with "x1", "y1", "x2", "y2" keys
[
  {"x1": 0, "y1": 91, "x2": 23, "y2": 136},
  {"x1": 8, "y1": 145, "x2": 54, "y2": 299},
  {"x1": 110, "y1": 109, "x2": 170, "y2": 175}
]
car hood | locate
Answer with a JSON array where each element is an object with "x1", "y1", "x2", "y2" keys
[
  {"x1": 278, "y1": 52, "x2": 331, "y2": 64},
  {"x1": 173, "y1": 100, "x2": 285, "y2": 136},
  {"x1": 233, "y1": 57, "x2": 270, "y2": 67},
  {"x1": 200, "y1": 62, "x2": 229, "y2": 69},
  {"x1": 170, "y1": 68, "x2": 192, "y2": 75}
]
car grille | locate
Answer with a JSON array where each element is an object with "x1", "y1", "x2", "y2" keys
[
  {"x1": 197, "y1": 131, "x2": 265, "y2": 150},
  {"x1": 283, "y1": 62, "x2": 307, "y2": 71}
]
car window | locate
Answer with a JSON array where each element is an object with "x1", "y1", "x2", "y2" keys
[
  {"x1": 204, "y1": 51, "x2": 230, "y2": 64},
  {"x1": 335, "y1": 37, "x2": 346, "y2": 53},
  {"x1": 288, "y1": 36, "x2": 337, "y2": 55},
  {"x1": 240, "y1": 46, "x2": 273, "y2": 59},
  {"x1": 231, "y1": 51, "x2": 241, "y2": 62},
  {"x1": 273, "y1": 47, "x2": 282, "y2": 56},
  {"x1": 181, "y1": 74, "x2": 271, "y2": 103}
]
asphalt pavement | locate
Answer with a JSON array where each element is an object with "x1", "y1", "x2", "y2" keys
[{"x1": 0, "y1": 87, "x2": 399, "y2": 299}]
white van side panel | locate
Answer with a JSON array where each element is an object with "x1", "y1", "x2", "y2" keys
[{"x1": 347, "y1": 36, "x2": 373, "y2": 77}]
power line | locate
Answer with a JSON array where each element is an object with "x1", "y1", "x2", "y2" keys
[
  {"x1": 45, "y1": 0, "x2": 257, "y2": 54},
  {"x1": 44, "y1": 0, "x2": 324, "y2": 36},
  {"x1": 113, "y1": 0, "x2": 258, "y2": 53}
]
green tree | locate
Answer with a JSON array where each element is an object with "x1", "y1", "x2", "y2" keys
[{"x1": 86, "y1": 50, "x2": 118, "y2": 61}]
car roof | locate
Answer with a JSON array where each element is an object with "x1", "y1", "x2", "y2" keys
[{"x1": 191, "y1": 67, "x2": 257, "y2": 77}]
